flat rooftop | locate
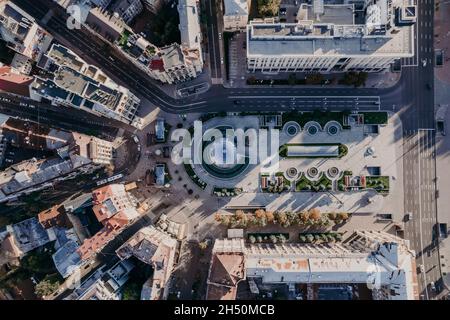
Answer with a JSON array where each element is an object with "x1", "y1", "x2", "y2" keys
[{"x1": 247, "y1": 0, "x2": 415, "y2": 58}]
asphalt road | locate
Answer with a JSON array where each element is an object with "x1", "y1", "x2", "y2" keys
[
  {"x1": 399, "y1": 0, "x2": 442, "y2": 299},
  {"x1": 204, "y1": 0, "x2": 222, "y2": 80}
]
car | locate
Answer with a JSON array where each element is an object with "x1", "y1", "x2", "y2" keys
[
  {"x1": 430, "y1": 282, "x2": 436, "y2": 292},
  {"x1": 422, "y1": 59, "x2": 427, "y2": 67},
  {"x1": 233, "y1": 100, "x2": 241, "y2": 105},
  {"x1": 437, "y1": 120, "x2": 446, "y2": 135},
  {"x1": 132, "y1": 135, "x2": 139, "y2": 144},
  {"x1": 419, "y1": 264, "x2": 425, "y2": 273},
  {"x1": 220, "y1": 58, "x2": 224, "y2": 64},
  {"x1": 405, "y1": 212, "x2": 413, "y2": 221},
  {"x1": 280, "y1": 8, "x2": 287, "y2": 15},
  {"x1": 218, "y1": 32, "x2": 222, "y2": 40},
  {"x1": 426, "y1": 83, "x2": 433, "y2": 90},
  {"x1": 19, "y1": 102, "x2": 28, "y2": 107}
]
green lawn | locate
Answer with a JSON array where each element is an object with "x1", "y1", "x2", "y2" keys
[
  {"x1": 366, "y1": 176, "x2": 390, "y2": 193},
  {"x1": 295, "y1": 173, "x2": 332, "y2": 192}
]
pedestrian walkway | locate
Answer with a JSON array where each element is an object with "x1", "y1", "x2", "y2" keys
[{"x1": 435, "y1": 1, "x2": 450, "y2": 84}]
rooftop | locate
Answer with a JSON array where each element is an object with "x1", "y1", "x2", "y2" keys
[{"x1": 247, "y1": 0, "x2": 415, "y2": 58}]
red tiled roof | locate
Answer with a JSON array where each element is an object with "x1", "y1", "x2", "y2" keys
[
  {"x1": 149, "y1": 59, "x2": 164, "y2": 72},
  {"x1": 0, "y1": 66, "x2": 33, "y2": 96}
]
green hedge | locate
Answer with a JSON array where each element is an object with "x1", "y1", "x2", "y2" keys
[{"x1": 295, "y1": 173, "x2": 332, "y2": 192}]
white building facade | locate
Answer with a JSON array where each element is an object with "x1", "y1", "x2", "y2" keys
[{"x1": 246, "y1": 0, "x2": 416, "y2": 73}]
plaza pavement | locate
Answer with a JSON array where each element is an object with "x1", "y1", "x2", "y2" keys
[{"x1": 189, "y1": 113, "x2": 405, "y2": 221}]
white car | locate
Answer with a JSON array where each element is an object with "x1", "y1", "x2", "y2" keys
[
  {"x1": 422, "y1": 59, "x2": 427, "y2": 67},
  {"x1": 220, "y1": 58, "x2": 224, "y2": 65}
]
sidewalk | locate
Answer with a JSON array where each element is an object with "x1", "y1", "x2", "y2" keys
[
  {"x1": 434, "y1": 1, "x2": 450, "y2": 84},
  {"x1": 223, "y1": 32, "x2": 401, "y2": 89},
  {"x1": 434, "y1": 1, "x2": 450, "y2": 294}
]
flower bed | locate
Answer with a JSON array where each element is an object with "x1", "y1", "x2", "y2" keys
[
  {"x1": 366, "y1": 176, "x2": 390, "y2": 193},
  {"x1": 296, "y1": 173, "x2": 332, "y2": 192}
]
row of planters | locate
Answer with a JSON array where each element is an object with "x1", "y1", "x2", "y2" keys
[
  {"x1": 248, "y1": 233, "x2": 289, "y2": 244},
  {"x1": 183, "y1": 163, "x2": 207, "y2": 190},
  {"x1": 295, "y1": 173, "x2": 333, "y2": 192},
  {"x1": 337, "y1": 171, "x2": 389, "y2": 194},
  {"x1": 215, "y1": 208, "x2": 347, "y2": 229},
  {"x1": 299, "y1": 232, "x2": 343, "y2": 243},
  {"x1": 213, "y1": 187, "x2": 243, "y2": 197},
  {"x1": 261, "y1": 173, "x2": 291, "y2": 193}
]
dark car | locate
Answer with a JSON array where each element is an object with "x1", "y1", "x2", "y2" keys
[{"x1": 426, "y1": 83, "x2": 433, "y2": 90}]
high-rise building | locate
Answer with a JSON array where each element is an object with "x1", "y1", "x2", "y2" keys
[{"x1": 246, "y1": 0, "x2": 416, "y2": 73}]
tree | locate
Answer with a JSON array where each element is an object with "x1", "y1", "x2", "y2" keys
[
  {"x1": 309, "y1": 208, "x2": 322, "y2": 221},
  {"x1": 278, "y1": 234, "x2": 287, "y2": 243},
  {"x1": 275, "y1": 212, "x2": 288, "y2": 226},
  {"x1": 199, "y1": 241, "x2": 208, "y2": 250},
  {"x1": 269, "y1": 235, "x2": 278, "y2": 244},
  {"x1": 288, "y1": 73, "x2": 297, "y2": 85},
  {"x1": 265, "y1": 211, "x2": 275, "y2": 223},
  {"x1": 35, "y1": 279, "x2": 59, "y2": 298},
  {"x1": 305, "y1": 73, "x2": 325, "y2": 85},
  {"x1": 286, "y1": 211, "x2": 297, "y2": 226},
  {"x1": 214, "y1": 213, "x2": 222, "y2": 222},
  {"x1": 122, "y1": 282, "x2": 140, "y2": 300},
  {"x1": 220, "y1": 215, "x2": 231, "y2": 226},
  {"x1": 255, "y1": 209, "x2": 266, "y2": 219},
  {"x1": 299, "y1": 235, "x2": 307, "y2": 243},
  {"x1": 249, "y1": 235, "x2": 256, "y2": 244},
  {"x1": 305, "y1": 234, "x2": 314, "y2": 243},
  {"x1": 338, "y1": 212, "x2": 349, "y2": 221},
  {"x1": 256, "y1": 236, "x2": 263, "y2": 243},
  {"x1": 257, "y1": 0, "x2": 281, "y2": 17},
  {"x1": 235, "y1": 210, "x2": 245, "y2": 220},
  {"x1": 339, "y1": 72, "x2": 368, "y2": 88},
  {"x1": 328, "y1": 212, "x2": 337, "y2": 220}
]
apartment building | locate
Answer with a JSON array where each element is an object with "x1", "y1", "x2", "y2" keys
[
  {"x1": 75, "y1": 183, "x2": 140, "y2": 262},
  {"x1": 30, "y1": 44, "x2": 140, "y2": 125},
  {"x1": 64, "y1": 260, "x2": 134, "y2": 300},
  {"x1": 0, "y1": 1, "x2": 53, "y2": 62},
  {"x1": 116, "y1": 226, "x2": 178, "y2": 300},
  {"x1": 247, "y1": 0, "x2": 416, "y2": 73},
  {"x1": 178, "y1": 0, "x2": 203, "y2": 65},
  {"x1": 206, "y1": 231, "x2": 419, "y2": 300},
  {"x1": 0, "y1": 65, "x2": 34, "y2": 96},
  {"x1": 0, "y1": 114, "x2": 114, "y2": 203},
  {"x1": 223, "y1": 0, "x2": 248, "y2": 31},
  {"x1": 111, "y1": 0, "x2": 143, "y2": 24}
]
